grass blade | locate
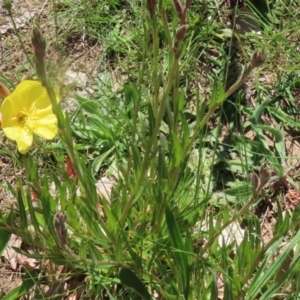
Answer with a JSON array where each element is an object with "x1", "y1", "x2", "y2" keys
[
  {"x1": 165, "y1": 205, "x2": 190, "y2": 299},
  {"x1": 119, "y1": 268, "x2": 151, "y2": 300}
]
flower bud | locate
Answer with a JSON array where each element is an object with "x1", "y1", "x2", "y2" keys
[
  {"x1": 259, "y1": 162, "x2": 271, "y2": 186},
  {"x1": 250, "y1": 51, "x2": 266, "y2": 69},
  {"x1": 173, "y1": 0, "x2": 183, "y2": 17},
  {"x1": 147, "y1": 0, "x2": 156, "y2": 19},
  {"x1": 251, "y1": 172, "x2": 259, "y2": 191},
  {"x1": 185, "y1": 0, "x2": 192, "y2": 10},
  {"x1": 0, "y1": 82, "x2": 10, "y2": 100},
  {"x1": 175, "y1": 24, "x2": 187, "y2": 43},
  {"x1": 54, "y1": 212, "x2": 67, "y2": 247},
  {"x1": 31, "y1": 26, "x2": 46, "y2": 59}
]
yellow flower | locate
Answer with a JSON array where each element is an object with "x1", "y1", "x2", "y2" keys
[{"x1": 0, "y1": 80, "x2": 60, "y2": 154}]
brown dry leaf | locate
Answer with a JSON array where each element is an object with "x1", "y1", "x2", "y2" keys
[
  {"x1": 285, "y1": 189, "x2": 300, "y2": 209},
  {"x1": 3, "y1": 234, "x2": 22, "y2": 270},
  {"x1": 16, "y1": 251, "x2": 39, "y2": 270}
]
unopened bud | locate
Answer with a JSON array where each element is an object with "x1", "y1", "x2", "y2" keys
[
  {"x1": 175, "y1": 24, "x2": 187, "y2": 42},
  {"x1": 251, "y1": 172, "x2": 259, "y2": 191},
  {"x1": 173, "y1": 0, "x2": 183, "y2": 17},
  {"x1": 250, "y1": 51, "x2": 266, "y2": 69},
  {"x1": 185, "y1": 0, "x2": 192, "y2": 10},
  {"x1": 147, "y1": 0, "x2": 156, "y2": 19},
  {"x1": 31, "y1": 26, "x2": 46, "y2": 59},
  {"x1": 0, "y1": 82, "x2": 10, "y2": 100},
  {"x1": 259, "y1": 162, "x2": 271, "y2": 186},
  {"x1": 54, "y1": 212, "x2": 67, "y2": 247}
]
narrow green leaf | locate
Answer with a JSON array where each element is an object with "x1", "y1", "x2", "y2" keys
[
  {"x1": 75, "y1": 94, "x2": 98, "y2": 115},
  {"x1": 158, "y1": 136, "x2": 168, "y2": 180},
  {"x1": 0, "y1": 229, "x2": 10, "y2": 256},
  {"x1": 26, "y1": 189, "x2": 40, "y2": 234},
  {"x1": 247, "y1": 230, "x2": 300, "y2": 299},
  {"x1": 171, "y1": 131, "x2": 183, "y2": 167},
  {"x1": 92, "y1": 147, "x2": 115, "y2": 174},
  {"x1": 259, "y1": 254, "x2": 300, "y2": 300},
  {"x1": 252, "y1": 125, "x2": 283, "y2": 143},
  {"x1": 165, "y1": 205, "x2": 190, "y2": 299},
  {"x1": 269, "y1": 106, "x2": 300, "y2": 129},
  {"x1": 209, "y1": 80, "x2": 226, "y2": 108},
  {"x1": 132, "y1": 144, "x2": 142, "y2": 176},
  {"x1": 119, "y1": 268, "x2": 151, "y2": 300},
  {"x1": 210, "y1": 272, "x2": 218, "y2": 300},
  {"x1": 16, "y1": 183, "x2": 28, "y2": 229}
]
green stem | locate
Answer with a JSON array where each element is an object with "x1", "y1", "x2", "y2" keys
[
  {"x1": 120, "y1": 57, "x2": 179, "y2": 226},
  {"x1": 152, "y1": 18, "x2": 159, "y2": 115}
]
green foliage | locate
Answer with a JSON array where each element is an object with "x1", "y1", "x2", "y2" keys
[{"x1": 1, "y1": 0, "x2": 300, "y2": 298}]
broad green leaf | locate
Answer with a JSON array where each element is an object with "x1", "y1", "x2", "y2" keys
[{"x1": 119, "y1": 268, "x2": 151, "y2": 300}]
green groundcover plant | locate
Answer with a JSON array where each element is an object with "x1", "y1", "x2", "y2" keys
[{"x1": 1, "y1": 0, "x2": 300, "y2": 299}]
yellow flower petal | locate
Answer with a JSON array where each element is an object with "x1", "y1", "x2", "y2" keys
[
  {"x1": 33, "y1": 114, "x2": 58, "y2": 139},
  {"x1": 3, "y1": 126, "x2": 33, "y2": 154}
]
